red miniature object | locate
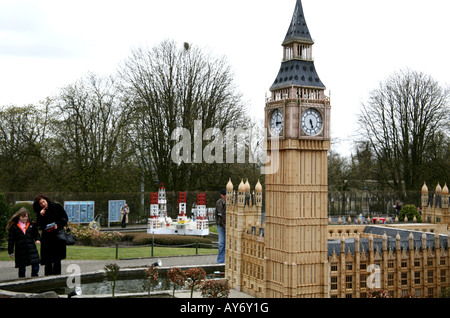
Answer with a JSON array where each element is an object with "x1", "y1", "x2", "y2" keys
[
  {"x1": 178, "y1": 192, "x2": 186, "y2": 204},
  {"x1": 372, "y1": 217, "x2": 386, "y2": 224},
  {"x1": 197, "y1": 193, "x2": 206, "y2": 206},
  {"x1": 150, "y1": 192, "x2": 158, "y2": 205}
]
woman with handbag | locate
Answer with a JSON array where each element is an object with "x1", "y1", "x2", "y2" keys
[
  {"x1": 33, "y1": 194, "x2": 68, "y2": 276},
  {"x1": 7, "y1": 208, "x2": 41, "y2": 278}
]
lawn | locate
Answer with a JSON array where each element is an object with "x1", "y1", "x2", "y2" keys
[
  {"x1": 67, "y1": 245, "x2": 217, "y2": 260},
  {"x1": 0, "y1": 245, "x2": 217, "y2": 261},
  {"x1": 1, "y1": 227, "x2": 219, "y2": 261}
]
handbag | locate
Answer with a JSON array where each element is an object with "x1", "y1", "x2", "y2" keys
[{"x1": 57, "y1": 228, "x2": 76, "y2": 245}]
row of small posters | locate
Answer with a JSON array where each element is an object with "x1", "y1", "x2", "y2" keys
[{"x1": 66, "y1": 200, "x2": 126, "y2": 227}]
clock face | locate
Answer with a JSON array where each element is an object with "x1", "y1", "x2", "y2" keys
[
  {"x1": 270, "y1": 109, "x2": 283, "y2": 136},
  {"x1": 301, "y1": 108, "x2": 323, "y2": 136}
]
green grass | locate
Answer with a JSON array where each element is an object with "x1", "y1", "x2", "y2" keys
[
  {"x1": 0, "y1": 245, "x2": 217, "y2": 261},
  {"x1": 1, "y1": 227, "x2": 219, "y2": 261},
  {"x1": 67, "y1": 245, "x2": 217, "y2": 260}
]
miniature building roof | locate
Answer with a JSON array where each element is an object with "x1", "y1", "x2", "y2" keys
[
  {"x1": 270, "y1": 0, "x2": 325, "y2": 91},
  {"x1": 328, "y1": 226, "x2": 449, "y2": 257},
  {"x1": 270, "y1": 59, "x2": 325, "y2": 91},
  {"x1": 364, "y1": 225, "x2": 422, "y2": 241},
  {"x1": 283, "y1": 0, "x2": 313, "y2": 45}
]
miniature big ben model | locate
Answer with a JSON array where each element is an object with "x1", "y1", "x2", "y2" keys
[{"x1": 264, "y1": 0, "x2": 330, "y2": 298}]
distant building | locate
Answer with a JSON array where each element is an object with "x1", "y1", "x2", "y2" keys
[{"x1": 422, "y1": 182, "x2": 450, "y2": 227}]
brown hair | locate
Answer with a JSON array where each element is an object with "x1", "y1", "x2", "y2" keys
[
  {"x1": 33, "y1": 194, "x2": 51, "y2": 213},
  {"x1": 6, "y1": 207, "x2": 30, "y2": 231}
]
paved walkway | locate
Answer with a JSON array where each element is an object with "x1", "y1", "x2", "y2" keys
[
  {"x1": 0, "y1": 255, "x2": 217, "y2": 282},
  {"x1": 0, "y1": 255, "x2": 253, "y2": 298}
]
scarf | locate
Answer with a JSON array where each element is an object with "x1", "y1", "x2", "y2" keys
[{"x1": 18, "y1": 221, "x2": 29, "y2": 234}]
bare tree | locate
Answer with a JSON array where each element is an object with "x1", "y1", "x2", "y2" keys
[
  {"x1": 50, "y1": 73, "x2": 135, "y2": 192},
  {"x1": 0, "y1": 104, "x2": 51, "y2": 191},
  {"x1": 118, "y1": 40, "x2": 248, "y2": 190},
  {"x1": 357, "y1": 69, "x2": 449, "y2": 196}
]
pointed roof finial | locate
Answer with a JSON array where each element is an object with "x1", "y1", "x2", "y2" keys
[
  {"x1": 238, "y1": 179, "x2": 245, "y2": 192},
  {"x1": 283, "y1": 0, "x2": 313, "y2": 45},
  {"x1": 255, "y1": 179, "x2": 262, "y2": 192},
  {"x1": 436, "y1": 183, "x2": 442, "y2": 194},
  {"x1": 421, "y1": 182, "x2": 428, "y2": 194},
  {"x1": 443, "y1": 183, "x2": 448, "y2": 195},
  {"x1": 226, "y1": 178, "x2": 233, "y2": 191}
]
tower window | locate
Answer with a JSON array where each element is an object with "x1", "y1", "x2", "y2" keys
[{"x1": 284, "y1": 47, "x2": 293, "y2": 60}]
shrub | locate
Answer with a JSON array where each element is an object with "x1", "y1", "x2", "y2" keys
[
  {"x1": 68, "y1": 227, "x2": 212, "y2": 248},
  {"x1": 131, "y1": 233, "x2": 213, "y2": 247},
  {"x1": 168, "y1": 267, "x2": 186, "y2": 297},
  {"x1": 399, "y1": 204, "x2": 422, "y2": 223},
  {"x1": 71, "y1": 224, "x2": 123, "y2": 246},
  {"x1": 0, "y1": 191, "x2": 12, "y2": 241},
  {"x1": 104, "y1": 263, "x2": 120, "y2": 298},
  {"x1": 200, "y1": 279, "x2": 230, "y2": 298},
  {"x1": 119, "y1": 233, "x2": 136, "y2": 243},
  {"x1": 367, "y1": 289, "x2": 392, "y2": 298},
  {"x1": 143, "y1": 264, "x2": 159, "y2": 295},
  {"x1": 184, "y1": 267, "x2": 206, "y2": 298},
  {"x1": 439, "y1": 287, "x2": 450, "y2": 298}
]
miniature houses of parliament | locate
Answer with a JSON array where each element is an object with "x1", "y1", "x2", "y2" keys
[{"x1": 224, "y1": 0, "x2": 449, "y2": 298}]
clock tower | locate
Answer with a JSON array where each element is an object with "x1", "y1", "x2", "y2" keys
[{"x1": 264, "y1": 0, "x2": 330, "y2": 298}]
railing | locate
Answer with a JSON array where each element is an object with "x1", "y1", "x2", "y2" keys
[
  {"x1": 111, "y1": 241, "x2": 218, "y2": 260},
  {"x1": 266, "y1": 97, "x2": 330, "y2": 106},
  {"x1": 282, "y1": 56, "x2": 314, "y2": 62}
]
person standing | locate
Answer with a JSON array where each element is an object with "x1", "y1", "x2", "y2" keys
[
  {"x1": 394, "y1": 200, "x2": 402, "y2": 216},
  {"x1": 7, "y1": 208, "x2": 41, "y2": 278},
  {"x1": 120, "y1": 203, "x2": 129, "y2": 228},
  {"x1": 215, "y1": 189, "x2": 227, "y2": 263},
  {"x1": 33, "y1": 194, "x2": 68, "y2": 276}
]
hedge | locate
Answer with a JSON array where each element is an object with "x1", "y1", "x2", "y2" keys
[{"x1": 124, "y1": 233, "x2": 214, "y2": 248}]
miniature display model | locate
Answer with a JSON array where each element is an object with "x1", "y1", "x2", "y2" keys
[
  {"x1": 225, "y1": 0, "x2": 449, "y2": 299},
  {"x1": 147, "y1": 184, "x2": 209, "y2": 236}
]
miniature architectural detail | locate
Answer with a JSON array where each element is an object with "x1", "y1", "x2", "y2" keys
[
  {"x1": 422, "y1": 182, "x2": 449, "y2": 227},
  {"x1": 148, "y1": 192, "x2": 160, "y2": 230},
  {"x1": 147, "y1": 183, "x2": 209, "y2": 236},
  {"x1": 225, "y1": 179, "x2": 264, "y2": 295},
  {"x1": 158, "y1": 183, "x2": 167, "y2": 218},
  {"x1": 226, "y1": 177, "x2": 450, "y2": 298},
  {"x1": 177, "y1": 191, "x2": 187, "y2": 222},
  {"x1": 264, "y1": 0, "x2": 330, "y2": 298},
  {"x1": 225, "y1": 0, "x2": 449, "y2": 298},
  {"x1": 196, "y1": 193, "x2": 208, "y2": 231}
]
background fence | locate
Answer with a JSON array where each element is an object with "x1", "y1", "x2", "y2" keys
[
  {"x1": 5, "y1": 191, "x2": 223, "y2": 228},
  {"x1": 4, "y1": 189, "x2": 424, "y2": 227}
]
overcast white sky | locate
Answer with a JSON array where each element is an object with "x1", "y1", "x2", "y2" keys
[{"x1": 1, "y1": 0, "x2": 449, "y2": 157}]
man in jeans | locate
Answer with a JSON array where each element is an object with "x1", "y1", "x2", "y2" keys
[{"x1": 215, "y1": 189, "x2": 227, "y2": 263}]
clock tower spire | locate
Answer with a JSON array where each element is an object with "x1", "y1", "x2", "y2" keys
[
  {"x1": 283, "y1": 0, "x2": 313, "y2": 44},
  {"x1": 264, "y1": 0, "x2": 330, "y2": 298}
]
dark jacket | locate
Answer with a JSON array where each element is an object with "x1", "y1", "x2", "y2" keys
[
  {"x1": 8, "y1": 222, "x2": 41, "y2": 268},
  {"x1": 215, "y1": 198, "x2": 226, "y2": 228},
  {"x1": 35, "y1": 202, "x2": 68, "y2": 263}
]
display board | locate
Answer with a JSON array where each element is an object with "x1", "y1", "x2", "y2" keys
[
  {"x1": 108, "y1": 200, "x2": 126, "y2": 227},
  {"x1": 64, "y1": 201, "x2": 95, "y2": 224}
]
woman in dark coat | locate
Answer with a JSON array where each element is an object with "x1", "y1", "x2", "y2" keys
[
  {"x1": 7, "y1": 207, "x2": 41, "y2": 278},
  {"x1": 33, "y1": 194, "x2": 68, "y2": 276}
]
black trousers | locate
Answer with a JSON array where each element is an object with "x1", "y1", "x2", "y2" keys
[
  {"x1": 18, "y1": 264, "x2": 40, "y2": 278},
  {"x1": 44, "y1": 260, "x2": 62, "y2": 275}
]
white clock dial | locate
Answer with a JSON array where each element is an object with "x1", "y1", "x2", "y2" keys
[
  {"x1": 270, "y1": 109, "x2": 283, "y2": 136},
  {"x1": 301, "y1": 108, "x2": 323, "y2": 136}
]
